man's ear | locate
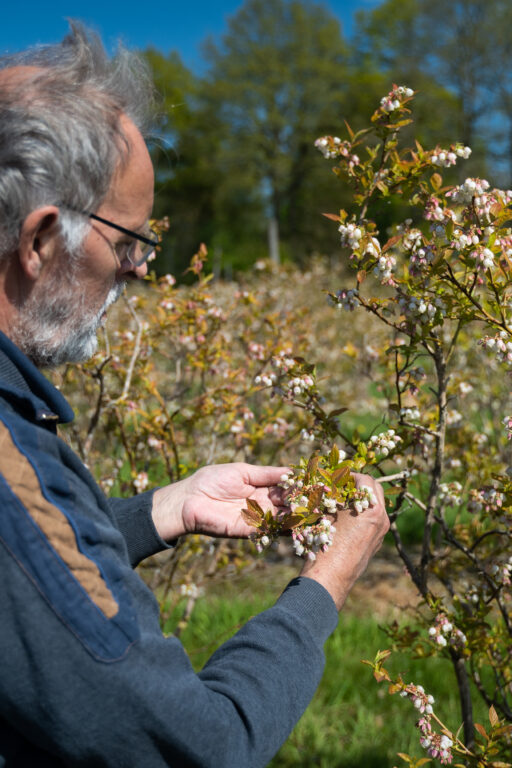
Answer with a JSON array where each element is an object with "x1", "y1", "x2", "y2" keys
[{"x1": 17, "y1": 206, "x2": 61, "y2": 280}]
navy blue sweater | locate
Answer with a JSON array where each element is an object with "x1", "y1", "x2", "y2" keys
[{"x1": 0, "y1": 331, "x2": 338, "y2": 767}]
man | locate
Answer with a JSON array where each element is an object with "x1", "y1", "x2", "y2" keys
[{"x1": 0, "y1": 24, "x2": 389, "y2": 767}]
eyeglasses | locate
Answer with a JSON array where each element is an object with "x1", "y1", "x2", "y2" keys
[{"x1": 85, "y1": 211, "x2": 160, "y2": 267}]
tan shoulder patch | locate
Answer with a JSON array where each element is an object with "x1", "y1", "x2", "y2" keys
[{"x1": 0, "y1": 421, "x2": 118, "y2": 619}]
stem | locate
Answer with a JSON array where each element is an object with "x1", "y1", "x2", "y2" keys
[
  {"x1": 450, "y1": 650, "x2": 475, "y2": 749},
  {"x1": 444, "y1": 264, "x2": 502, "y2": 327},
  {"x1": 114, "y1": 295, "x2": 143, "y2": 403},
  {"x1": 419, "y1": 343, "x2": 447, "y2": 594}
]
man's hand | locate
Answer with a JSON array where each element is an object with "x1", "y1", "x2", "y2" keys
[
  {"x1": 300, "y1": 473, "x2": 389, "y2": 611},
  {"x1": 151, "y1": 463, "x2": 289, "y2": 541}
]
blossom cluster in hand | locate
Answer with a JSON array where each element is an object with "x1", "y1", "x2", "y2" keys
[{"x1": 241, "y1": 445, "x2": 377, "y2": 559}]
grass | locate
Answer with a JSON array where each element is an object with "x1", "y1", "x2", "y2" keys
[{"x1": 161, "y1": 561, "x2": 489, "y2": 767}]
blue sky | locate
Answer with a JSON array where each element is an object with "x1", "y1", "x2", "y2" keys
[{"x1": 0, "y1": 0, "x2": 379, "y2": 70}]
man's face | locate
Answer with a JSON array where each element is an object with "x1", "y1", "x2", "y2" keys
[{"x1": 15, "y1": 116, "x2": 154, "y2": 368}]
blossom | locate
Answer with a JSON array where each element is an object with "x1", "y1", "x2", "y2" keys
[
  {"x1": 180, "y1": 582, "x2": 203, "y2": 599},
  {"x1": 333, "y1": 288, "x2": 359, "y2": 311},
  {"x1": 400, "y1": 406, "x2": 420, "y2": 421},
  {"x1": 439, "y1": 481, "x2": 463, "y2": 506},
  {"x1": 373, "y1": 254, "x2": 396, "y2": 283},
  {"x1": 292, "y1": 516, "x2": 336, "y2": 558},
  {"x1": 133, "y1": 471, "x2": 149, "y2": 493},
  {"x1": 367, "y1": 429, "x2": 401, "y2": 457},
  {"x1": 379, "y1": 85, "x2": 413, "y2": 113},
  {"x1": 428, "y1": 613, "x2": 466, "y2": 649}
]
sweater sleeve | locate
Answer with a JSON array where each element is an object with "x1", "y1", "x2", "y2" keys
[
  {"x1": 0, "y1": 409, "x2": 339, "y2": 767},
  {"x1": 1, "y1": 544, "x2": 338, "y2": 768},
  {"x1": 108, "y1": 490, "x2": 175, "y2": 566}
]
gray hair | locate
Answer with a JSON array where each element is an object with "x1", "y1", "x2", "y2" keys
[{"x1": 0, "y1": 22, "x2": 155, "y2": 261}]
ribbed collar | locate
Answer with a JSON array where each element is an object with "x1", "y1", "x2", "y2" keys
[{"x1": 0, "y1": 331, "x2": 74, "y2": 424}]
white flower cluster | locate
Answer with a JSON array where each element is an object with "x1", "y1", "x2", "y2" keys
[
  {"x1": 271, "y1": 349, "x2": 296, "y2": 373},
  {"x1": 430, "y1": 145, "x2": 471, "y2": 167},
  {"x1": 230, "y1": 410, "x2": 254, "y2": 435},
  {"x1": 503, "y1": 415, "x2": 512, "y2": 440},
  {"x1": 468, "y1": 486, "x2": 504, "y2": 514},
  {"x1": 380, "y1": 85, "x2": 413, "y2": 113},
  {"x1": 314, "y1": 135, "x2": 342, "y2": 159},
  {"x1": 398, "y1": 294, "x2": 446, "y2": 324},
  {"x1": 439, "y1": 481, "x2": 463, "y2": 506},
  {"x1": 338, "y1": 222, "x2": 362, "y2": 249},
  {"x1": 448, "y1": 177, "x2": 490, "y2": 206},
  {"x1": 300, "y1": 428, "x2": 316, "y2": 443},
  {"x1": 445, "y1": 409, "x2": 463, "y2": 426},
  {"x1": 401, "y1": 225, "x2": 435, "y2": 271},
  {"x1": 420, "y1": 728, "x2": 453, "y2": 765},
  {"x1": 373, "y1": 254, "x2": 396, "y2": 282},
  {"x1": 470, "y1": 246, "x2": 495, "y2": 270},
  {"x1": 353, "y1": 484, "x2": 378, "y2": 514},
  {"x1": 254, "y1": 372, "x2": 277, "y2": 387},
  {"x1": 247, "y1": 341, "x2": 265, "y2": 360},
  {"x1": 180, "y1": 583, "x2": 203, "y2": 599},
  {"x1": 428, "y1": 614, "x2": 467, "y2": 648},
  {"x1": 367, "y1": 429, "x2": 401, "y2": 456},
  {"x1": 285, "y1": 374, "x2": 315, "y2": 399},
  {"x1": 451, "y1": 226, "x2": 494, "y2": 251},
  {"x1": 133, "y1": 471, "x2": 149, "y2": 493},
  {"x1": 479, "y1": 331, "x2": 512, "y2": 365},
  {"x1": 399, "y1": 683, "x2": 454, "y2": 764},
  {"x1": 333, "y1": 287, "x2": 359, "y2": 311},
  {"x1": 400, "y1": 406, "x2": 420, "y2": 421},
  {"x1": 490, "y1": 556, "x2": 512, "y2": 587},
  {"x1": 424, "y1": 196, "x2": 447, "y2": 222},
  {"x1": 292, "y1": 517, "x2": 336, "y2": 560},
  {"x1": 314, "y1": 136, "x2": 360, "y2": 168},
  {"x1": 338, "y1": 222, "x2": 381, "y2": 258},
  {"x1": 400, "y1": 684, "x2": 435, "y2": 715}
]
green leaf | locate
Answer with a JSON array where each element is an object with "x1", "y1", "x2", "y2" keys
[{"x1": 302, "y1": 512, "x2": 322, "y2": 525}]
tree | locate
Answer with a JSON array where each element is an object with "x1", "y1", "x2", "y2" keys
[
  {"x1": 202, "y1": 0, "x2": 351, "y2": 264},
  {"x1": 353, "y1": 0, "x2": 512, "y2": 183}
]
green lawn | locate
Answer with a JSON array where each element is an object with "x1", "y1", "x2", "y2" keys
[{"x1": 161, "y1": 561, "x2": 488, "y2": 767}]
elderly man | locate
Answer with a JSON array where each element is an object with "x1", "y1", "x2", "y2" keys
[{"x1": 0, "y1": 24, "x2": 389, "y2": 768}]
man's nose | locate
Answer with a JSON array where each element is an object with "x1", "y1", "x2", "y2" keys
[{"x1": 117, "y1": 258, "x2": 148, "y2": 280}]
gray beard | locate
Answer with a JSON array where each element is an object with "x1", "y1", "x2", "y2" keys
[{"x1": 13, "y1": 279, "x2": 125, "y2": 368}]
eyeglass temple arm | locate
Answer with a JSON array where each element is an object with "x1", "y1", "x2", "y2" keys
[{"x1": 87, "y1": 212, "x2": 159, "y2": 247}]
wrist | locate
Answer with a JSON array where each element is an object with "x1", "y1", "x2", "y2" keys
[
  {"x1": 151, "y1": 479, "x2": 189, "y2": 541},
  {"x1": 300, "y1": 560, "x2": 355, "y2": 612}
]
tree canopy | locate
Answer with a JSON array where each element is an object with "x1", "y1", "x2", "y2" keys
[{"x1": 146, "y1": 0, "x2": 510, "y2": 276}]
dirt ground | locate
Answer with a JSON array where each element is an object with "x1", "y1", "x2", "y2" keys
[{"x1": 344, "y1": 547, "x2": 423, "y2": 619}]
